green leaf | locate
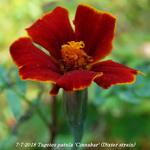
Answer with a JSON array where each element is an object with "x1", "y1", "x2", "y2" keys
[
  {"x1": 118, "y1": 91, "x2": 140, "y2": 104},
  {"x1": 0, "y1": 135, "x2": 17, "y2": 150},
  {"x1": 15, "y1": 70, "x2": 27, "y2": 93},
  {"x1": 0, "y1": 65, "x2": 8, "y2": 86},
  {"x1": 6, "y1": 89, "x2": 23, "y2": 119},
  {"x1": 133, "y1": 75, "x2": 150, "y2": 98}
]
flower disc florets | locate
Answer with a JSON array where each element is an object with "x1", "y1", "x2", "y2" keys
[{"x1": 61, "y1": 41, "x2": 93, "y2": 71}]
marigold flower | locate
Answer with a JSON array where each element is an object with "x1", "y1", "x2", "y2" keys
[{"x1": 10, "y1": 4, "x2": 140, "y2": 95}]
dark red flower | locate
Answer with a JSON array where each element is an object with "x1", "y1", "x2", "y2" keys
[{"x1": 10, "y1": 4, "x2": 140, "y2": 95}]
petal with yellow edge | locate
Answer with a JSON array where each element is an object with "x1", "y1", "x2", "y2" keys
[
  {"x1": 56, "y1": 70, "x2": 103, "y2": 91},
  {"x1": 74, "y1": 4, "x2": 116, "y2": 62},
  {"x1": 91, "y1": 60, "x2": 139, "y2": 89},
  {"x1": 10, "y1": 37, "x2": 61, "y2": 83},
  {"x1": 26, "y1": 7, "x2": 75, "y2": 59}
]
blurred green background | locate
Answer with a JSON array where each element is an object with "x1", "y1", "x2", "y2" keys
[{"x1": 0, "y1": 0, "x2": 150, "y2": 150}]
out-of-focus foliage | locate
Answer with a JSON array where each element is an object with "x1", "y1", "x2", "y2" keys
[{"x1": 0, "y1": 0, "x2": 150, "y2": 150}]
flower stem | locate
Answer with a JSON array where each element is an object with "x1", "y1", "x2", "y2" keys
[{"x1": 63, "y1": 89, "x2": 88, "y2": 150}]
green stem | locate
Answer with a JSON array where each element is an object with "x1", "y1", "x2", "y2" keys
[
  {"x1": 63, "y1": 89, "x2": 88, "y2": 150},
  {"x1": 12, "y1": 86, "x2": 49, "y2": 127}
]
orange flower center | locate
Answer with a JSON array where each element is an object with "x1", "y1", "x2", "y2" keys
[{"x1": 61, "y1": 41, "x2": 93, "y2": 71}]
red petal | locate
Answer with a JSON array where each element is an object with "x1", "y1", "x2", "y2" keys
[
  {"x1": 19, "y1": 65, "x2": 60, "y2": 83},
  {"x1": 10, "y1": 37, "x2": 61, "y2": 83},
  {"x1": 91, "y1": 60, "x2": 138, "y2": 88},
  {"x1": 56, "y1": 70, "x2": 102, "y2": 91},
  {"x1": 26, "y1": 7, "x2": 75, "y2": 59},
  {"x1": 74, "y1": 4, "x2": 116, "y2": 61}
]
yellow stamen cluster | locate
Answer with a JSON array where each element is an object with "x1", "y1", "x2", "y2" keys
[{"x1": 61, "y1": 41, "x2": 92, "y2": 71}]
